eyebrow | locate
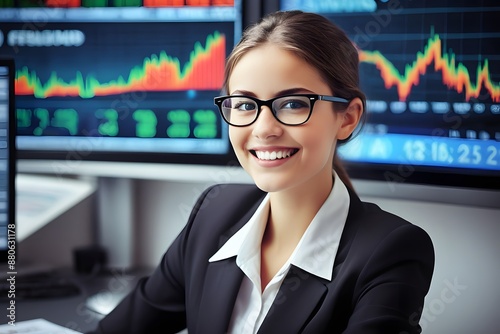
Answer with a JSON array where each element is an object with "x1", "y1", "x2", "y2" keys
[{"x1": 230, "y1": 87, "x2": 314, "y2": 97}]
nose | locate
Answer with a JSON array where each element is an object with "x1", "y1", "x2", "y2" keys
[{"x1": 251, "y1": 105, "x2": 283, "y2": 139}]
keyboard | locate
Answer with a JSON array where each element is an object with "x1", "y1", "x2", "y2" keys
[
  {"x1": 0, "y1": 318, "x2": 82, "y2": 333},
  {"x1": 0, "y1": 274, "x2": 81, "y2": 300}
]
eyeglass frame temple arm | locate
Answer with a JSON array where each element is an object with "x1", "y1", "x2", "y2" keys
[{"x1": 318, "y1": 95, "x2": 350, "y2": 104}]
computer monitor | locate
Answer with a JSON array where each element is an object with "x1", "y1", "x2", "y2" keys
[
  {"x1": 2, "y1": 1, "x2": 242, "y2": 166},
  {"x1": 0, "y1": 58, "x2": 16, "y2": 265},
  {"x1": 278, "y1": 0, "x2": 500, "y2": 190}
]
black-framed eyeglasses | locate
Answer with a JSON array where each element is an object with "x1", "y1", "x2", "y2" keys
[{"x1": 214, "y1": 94, "x2": 350, "y2": 127}]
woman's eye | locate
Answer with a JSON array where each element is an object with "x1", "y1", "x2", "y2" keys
[
  {"x1": 281, "y1": 100, "x2": 309, "y2": 110},
  {"x1": 234, "y1": 102, "x2": 256, "y2": 111}
]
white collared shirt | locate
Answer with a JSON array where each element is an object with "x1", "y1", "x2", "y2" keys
[{"x1": 209, "y1": 172, "x2": 350, "y2": 334}]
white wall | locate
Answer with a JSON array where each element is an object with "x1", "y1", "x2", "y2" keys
[{"x1": 18, "y1": 193, "x2": 95, "y2": 269}]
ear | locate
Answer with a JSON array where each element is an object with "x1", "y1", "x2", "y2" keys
[{"x1": 337, "y1": 97, "x2": 364, "y2": 140}]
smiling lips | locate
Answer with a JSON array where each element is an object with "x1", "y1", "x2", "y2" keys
[{"x1": 252, "y1": 149, "x2": 298, "y2": 161}]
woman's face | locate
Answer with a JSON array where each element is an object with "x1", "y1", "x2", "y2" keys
[{"x1": 227, "y1": 44, "x2": 357, "y2": 194}]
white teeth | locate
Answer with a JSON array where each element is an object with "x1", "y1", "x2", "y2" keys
[{"x1": 255, "y1": 150, "x2": 294, "y2": 161}]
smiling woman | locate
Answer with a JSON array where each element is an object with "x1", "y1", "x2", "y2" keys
[
  {"x1": 222, "y1": 42, "x2": 362, "y2": 196},
  {"x1": 88, "y1": 10, "x2": 435, "y2": 334}
]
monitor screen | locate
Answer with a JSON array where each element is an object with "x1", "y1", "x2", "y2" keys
[
  {"x1": 280, "y1": 0, "x2": 500, "y2": 189},
  {"x1": 2, "y1": 0, "x2": 242, "y2": 165},
  {"x1": 0, "y1": 58, "x2": 16, "y2": 264}
]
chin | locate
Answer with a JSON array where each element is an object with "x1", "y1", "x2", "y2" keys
[{"x1": 251, "y1": 175, "x2": 292, "y2": 193}]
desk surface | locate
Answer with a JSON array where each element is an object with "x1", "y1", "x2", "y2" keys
[{"x1": 3, "y1": 268, "x2": 152, "y2": 333}]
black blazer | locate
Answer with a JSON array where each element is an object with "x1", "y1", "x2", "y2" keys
[{"x1": 89, "y1": 183, "x2": 434, "y2": 334}]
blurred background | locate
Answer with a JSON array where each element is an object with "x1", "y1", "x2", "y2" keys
[{"x1": 0, "y1": 0, "x2": 499, "y2": 333}]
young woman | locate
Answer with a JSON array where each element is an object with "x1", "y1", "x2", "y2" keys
[{"x1": 89, "y1": 10, "x2": 434, "y2": 334}]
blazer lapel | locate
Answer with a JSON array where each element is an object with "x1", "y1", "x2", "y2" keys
[
  {"x1": 197, "y1": 258, "x2": 243, "y2": 333},
  {"x1": 258, "y1": 266, "x2": 328, "y2": 333},
  {"x1": 195, "y1": 194, "x2": 262, "y2": 333}
]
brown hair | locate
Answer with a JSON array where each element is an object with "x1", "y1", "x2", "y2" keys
[{"x1": 223, "y1": 10, "x2": 366, "y2": 190}]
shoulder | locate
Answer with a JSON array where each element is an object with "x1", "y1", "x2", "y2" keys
[
  {"x1": 182, "y1": 183, "x2": 266, "y2": 247},
  {"x1": 341, "y1": 190, "x2": 435, "y2": 270},
  {"x1": 189, "y1": 184, "x2": 265, "y2": 222},
  {"x1": 347, "y1": 189, "x2": 431, "y2": 241},
  {"x1": 195, "y1": 183, "x2": 265, "y2": 207},
  {"x1": 329, "y1": 192, "x2": 435, "y2": 333}
]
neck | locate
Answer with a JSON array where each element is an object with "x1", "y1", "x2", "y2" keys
[
  {"x1": 266, "y1": 173, "x2": 334, "y2": 246},
  {"x1": 259, "y1": 173, "x2": 334, "y2": 290}
]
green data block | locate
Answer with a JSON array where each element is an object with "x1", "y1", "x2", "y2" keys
[
  {"x1": 96, "y1": 109, "x2": 119, "y2": 137},
  {"x1": 17, "y1": 109, "x2": 32, "y2": 128},
  {"x1": 0, "y1": 0, "x2": 15, "y2": 8},
  {"x1": 82, "y1": 0, "x2": 108, "y2": 7},
  {"x1": 167, "y1": 110, "x2": 191, "y2": 138},
  {"x1": 194, "y1": 124, "x2": 217, "y2": 139},
  {"x1": 133, "y1": 109, "x2": 157, "y2": 138},
  {"x1": 52, "y1": 109, "x2": 78, "y2": 135},
  {"x1": 33, "y1": 108, "x2": 49, "y2": 136},
  {"x1": 112, "y1": 0, "x2": 141, "y2": 6}
]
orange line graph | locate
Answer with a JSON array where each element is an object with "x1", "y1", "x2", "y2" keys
[{"x1": 358, "y1": 31, "x2": 500, "y2": 102}]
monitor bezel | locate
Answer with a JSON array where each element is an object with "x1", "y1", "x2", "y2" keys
[
  {"x1": 344, "y1": 161, "x2": 500, "y2": 190},
  {"x1": 0, "y1": 57, "x2": 16, "y2": 264}
]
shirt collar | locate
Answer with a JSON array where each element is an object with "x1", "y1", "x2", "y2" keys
[
  {"x1": 209, "y1": 171, "x2": 350, "y2": 281},
  {"x1": 289, "y1": 173, "x2": 350, "y2": 280},
  {"x1": 208, "y1": 194, "x2": 270, "y2": 263}
]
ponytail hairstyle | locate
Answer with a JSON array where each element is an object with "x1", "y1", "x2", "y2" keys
[{"x1": 223, "y1": 10, "x2": 366, "y2": 190}]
